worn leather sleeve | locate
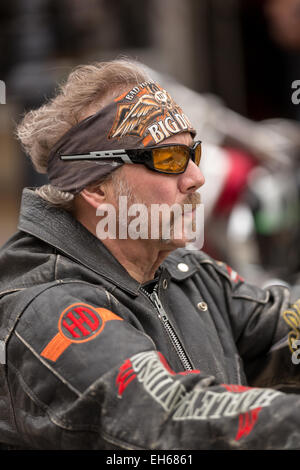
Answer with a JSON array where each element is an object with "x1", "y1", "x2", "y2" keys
[
  {"x1": 205, "y1": 258, "x2": 300, "y2": 391},
  {"x1": 6, "y1": 279, "x2": 300, "y2": 450}
]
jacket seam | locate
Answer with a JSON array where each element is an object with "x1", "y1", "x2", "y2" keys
[
  {"x1": 54, "y1": 254, "x2": 60, "y2": 281},
  {"x1": 234, "y1": 354, "x2": 242, "y2": 385},
  {"x1": 2, "y1": 364, "x2": 20, "y2": 436},
  {"x1": 8, "y1": 350, "x2": 152, "y2": 444},
  {"x1": 0, "y1": 288, "x2": 26, "y2": 298},
  {"x1": 100, "y1": 430, "x2": 147, "y2": 450},
  {"x1": 7, "y1": 359, "x2": 149, "y2": 448},
  {"x1": 231, "y1": 293, "x2": 269, "y2": 304},
  {"x1": 8, "y1": 359, "x2": 53, "y2": 415},
  {"x1": 19, "y1": 223, "x2": 140, "y2": 295},
  {"x1": 14, "y1": 330, "x2": 82, "y2": 398},
  {"x1": 7, "y1": 360, "x2": 101, "y2": 433},
  {"x1": 13, "y1": 323, "x2": 159, "y2": 432},
  {"x1": 3, "y1": 281, "x2": 65, "y2": 344},
  {"x1": 191, "y1": 256, "x2": 241, "y2": 284},
  {"x1": 169, "y1": 254, "x2": 238, "y2": 288},
  {"x1": 105, "y1": 290, "x2": 113, "y2": 310},
  {"x1": 52, "y1": 279, "x2": 122, "y2": 297}
]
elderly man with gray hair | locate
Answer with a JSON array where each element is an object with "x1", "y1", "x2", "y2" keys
[{"x1": 0, "y1": 59, "x2": 300, "y2": 450}]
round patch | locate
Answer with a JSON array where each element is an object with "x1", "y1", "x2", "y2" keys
[{"x1": 58, "y1": 303, "x2": 104, "y2": 343}]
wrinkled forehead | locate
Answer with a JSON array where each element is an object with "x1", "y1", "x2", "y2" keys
[{"x1": 159, "y1": 132, "x2": 195, "y2": 147}]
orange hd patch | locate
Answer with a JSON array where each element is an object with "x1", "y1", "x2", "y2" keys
[{"x1": 41, "y1": 303, "x2": 122, "y2": 362}]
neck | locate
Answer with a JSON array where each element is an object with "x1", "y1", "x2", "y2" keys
[
  {"x1": 74, "y1": 199, "x2": 173, "y2": 283},
  {"x1": 101, "y1": 237, "x2": 172, "y2": 283}
]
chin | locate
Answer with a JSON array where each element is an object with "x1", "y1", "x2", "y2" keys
[{"x1": 161, "y1": 236, "x2": 190, "y2": 250}]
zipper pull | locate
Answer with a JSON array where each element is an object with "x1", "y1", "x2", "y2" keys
[{"x1": 150, "y1": 291, "x2": 169, "y2": 322}]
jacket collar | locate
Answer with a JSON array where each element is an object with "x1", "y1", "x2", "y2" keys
[{"x1": 18, "y1": 189, "x2": 143, "y2": 295}]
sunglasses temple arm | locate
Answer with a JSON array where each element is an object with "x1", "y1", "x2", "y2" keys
[{"x1": 60, "y1": 150, "x2": 134, "y2": 164}]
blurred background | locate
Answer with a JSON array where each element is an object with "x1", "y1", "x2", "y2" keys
[{"x1": 1, "y1": 0, "x2": 300, "y2": 287}]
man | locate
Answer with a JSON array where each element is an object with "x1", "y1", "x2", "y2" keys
[{"x1": 0, "y1": 59, "x2": 300, "y2": 450}]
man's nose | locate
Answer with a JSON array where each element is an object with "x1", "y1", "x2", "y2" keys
[{"x1": 178, "y1": 160, "x2": 205, "y2": 193}]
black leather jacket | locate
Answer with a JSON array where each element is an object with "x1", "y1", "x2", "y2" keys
[{"x1": 0, "y1": 188, "x2": 300, "y2": 450}]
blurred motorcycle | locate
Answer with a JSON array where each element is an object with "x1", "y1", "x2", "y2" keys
[{"x1": 149, "y1": 67, "x2": 300, "y2": 287}]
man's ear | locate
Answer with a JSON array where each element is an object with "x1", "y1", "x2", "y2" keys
[{"x1": 80, "y1": 186, "x2": 105, "y2": 210}]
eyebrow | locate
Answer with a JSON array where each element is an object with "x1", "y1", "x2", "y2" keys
[{"x1": 188, "y1": 134, "x2": 195, "y2": 147}]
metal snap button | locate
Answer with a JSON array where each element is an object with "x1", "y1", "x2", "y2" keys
[
  {"x1": 162, "y1": 279, "x2": 168, "y2": 289},
  {"x1": 177, "y1": 263, "x2": 189, "y2": 272},
  {"x1": 197, "y1": 302, "x2": 208, "y2": 311}
]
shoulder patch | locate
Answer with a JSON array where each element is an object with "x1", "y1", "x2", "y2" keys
[
  {"x1": 215, "y1": 260, "x2": 244, "y2": 283},
  {"x1": 41, "y1": 302, "x2": 122, "y2": 362},
  {"x1": 225, "y1": 264, "x2": 244, "y2": 283}
]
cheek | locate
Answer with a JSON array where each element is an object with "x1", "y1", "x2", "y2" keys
[
  {"x1": 141, "y1": 181, "x2": 177, "y2": 206},
  {"x1": 124, "y1": 167, "x2": 178, "y2": 204}
]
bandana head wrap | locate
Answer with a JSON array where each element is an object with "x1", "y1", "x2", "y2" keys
[{"x1": 47, "y1": 81, "x2": 196, "y2": 194}]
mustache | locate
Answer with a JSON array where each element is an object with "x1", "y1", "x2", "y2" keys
[{"x1": 182, "y1": 191, "x2": 201, "y2": 209}]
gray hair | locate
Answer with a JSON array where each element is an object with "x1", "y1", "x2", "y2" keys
[{"x1": 16, "y1": 59, "x2": 151, "y2": 209}]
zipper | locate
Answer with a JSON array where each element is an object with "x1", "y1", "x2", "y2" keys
[{"x1": 141, "y1": 284, "x2": 194, "y2": 371}]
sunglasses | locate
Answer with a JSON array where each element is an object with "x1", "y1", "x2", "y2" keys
[{"x1": 60, "y1": 140, "x2": 202, "y2": 175}]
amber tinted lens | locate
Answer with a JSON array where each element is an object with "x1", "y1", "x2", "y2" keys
[
  {"x1": 194, "y1": 143, "x2": 202, "y2": 166},
  {"x1": 152, "y1": 146, "x2": 189, "y2": 173}
]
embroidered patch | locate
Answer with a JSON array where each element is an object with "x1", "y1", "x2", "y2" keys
[
  {"x1": 226, "y1": 265, "x2": 244, "y2": 283},
  {"x1": 222, "y1": 384, "x2": 262, "y2": 441},
  {"x1": 116, "y1": 351, "x2": 200, "y2": 397},
  {"x1": 116, "y1": 351, "x2": 281, "y2": 442},
  {"x1": 41, "y1": 303, "x2": 122, "y2": 362},
  {"x1": 282, "y1": 299, "x2": 300, "y2": 353},
  {"x1": 216, "y1": 261, "x2": 244, "y2": 283}
]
